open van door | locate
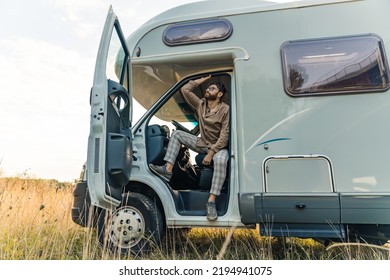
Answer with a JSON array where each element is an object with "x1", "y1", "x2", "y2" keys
[{"x1": 87, "y1": 6, "x2": 132, "y2": 209}]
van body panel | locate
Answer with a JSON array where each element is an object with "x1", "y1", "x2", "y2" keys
[
  {"x1": 260, "y1": 223, "x2": 345, "y2": 239},
  {"x1": 261, "y1": 194, "x2": 340, "y2": 224},
  {"x1": 340, "y1": 195, "x2": 390, "y2": 224}
]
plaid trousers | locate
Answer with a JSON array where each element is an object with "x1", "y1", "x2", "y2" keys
[{"x1": 164, "y1": 130, "x2": 229, "y2": 196}]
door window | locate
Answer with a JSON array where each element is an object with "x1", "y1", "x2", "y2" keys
[{"x1": 106, "y1": 24, "x2": 130, "y2": 91}]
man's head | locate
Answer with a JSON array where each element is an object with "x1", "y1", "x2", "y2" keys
[{"x1": 205, "y1": 81, "x2": 226, "y2": 101}]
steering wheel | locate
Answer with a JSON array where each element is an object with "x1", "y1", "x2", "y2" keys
[{"x1": 171, "y1": 120, "x2": 192, "y2": 134}]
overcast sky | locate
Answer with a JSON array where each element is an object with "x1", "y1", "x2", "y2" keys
[{"x1": 0, "y1": 0, "x2": 294, "y2": 182}]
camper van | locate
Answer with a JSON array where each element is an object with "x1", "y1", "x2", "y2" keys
[{"x1": 72, "y1": 0, "x2": 390, "y2": 254}]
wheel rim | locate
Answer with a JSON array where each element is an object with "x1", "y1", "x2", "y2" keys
[{"x1": 108, "y1": 206, "x2": 145, "y2": 249}]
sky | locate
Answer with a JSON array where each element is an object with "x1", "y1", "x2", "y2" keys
[{"x1": 0, "y1": 0, "x2": 294, "y2": 182}]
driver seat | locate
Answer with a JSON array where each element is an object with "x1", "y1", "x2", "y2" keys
[{"x1": 195, "y1": 153, "x2": 228, "y2": 192}]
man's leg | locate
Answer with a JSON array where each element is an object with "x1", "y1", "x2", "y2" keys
[
  {"x1": 206, "y1": 149, "x2": 229, "y2": 220},
  {"x1": 163, "y1": 130, "x2": 204, "y2": 170},
  {"x1": 150, "y1": 130, "x2": 205, "y2": 181}
]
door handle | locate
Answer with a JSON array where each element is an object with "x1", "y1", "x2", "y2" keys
[{"x1": 295, "y1": 203, "x2": 306, "y2": 209}]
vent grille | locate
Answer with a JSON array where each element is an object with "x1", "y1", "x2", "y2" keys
[{"x1": 94, "y1": 138, "x2": 100, "y2": 173}]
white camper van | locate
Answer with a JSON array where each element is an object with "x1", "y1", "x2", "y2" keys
[{"x1": 72, "y1": 0, "x2": 390, "y2": 254}]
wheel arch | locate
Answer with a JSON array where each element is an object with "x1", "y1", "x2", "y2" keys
[{"x1": 124, "y1": 180, "x2": 167, "y2": 229}]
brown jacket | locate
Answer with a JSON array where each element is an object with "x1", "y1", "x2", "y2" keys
[{"x1": 181, "y1": 80, "x2": 229, "y2": 153}]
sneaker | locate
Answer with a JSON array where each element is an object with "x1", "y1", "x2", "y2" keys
[
  {"x1": 206, "y1": 202, "x2": 218, "y2": 221},
  {"x1": 149, "y1": 164, "x2": 172, "y2": 182}
]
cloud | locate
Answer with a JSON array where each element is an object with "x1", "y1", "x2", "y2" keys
[
  {"x1": 0, "y1": 0, "x2": 114, "y2": 181},
  {"x1": 0, "y1": 36, "x2": 92, "y2": 113},
  {"x1": 0, "y1": 0, "x2": 224, "y2": 181},
  {"x1": 0, "y1": 36, "x2": 92, "y2": 181},
  {"x1": 0, "y1": 0, "x2": 201, "y2": 181},
  {"x1": 47, "y1": 0, "x2": 107, "y2": 39}
]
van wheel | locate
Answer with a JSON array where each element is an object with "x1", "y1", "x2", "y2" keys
[{"x1": 97, "y1": 192, "x2": 164, "y2": 255}]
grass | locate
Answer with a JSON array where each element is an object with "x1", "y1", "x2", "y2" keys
[{"x1": 0, "y1": 177, "x2": 389, "y2": 260}]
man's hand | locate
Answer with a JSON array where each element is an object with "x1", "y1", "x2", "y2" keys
[
  {"x1": 202, "y1": 150, "x2": 215, "y2": 166},
  {"x1": 195, "y1": 75, "x2": 211, "y2": 85}
]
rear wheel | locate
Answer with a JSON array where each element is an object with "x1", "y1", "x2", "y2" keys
[{"x1": 97, "y1": 192, "x2": 164, "y2": 255}]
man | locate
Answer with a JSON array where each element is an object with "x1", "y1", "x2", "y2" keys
[{"x1": 149, "y1": 75, "x2": 229, "y2": 221}]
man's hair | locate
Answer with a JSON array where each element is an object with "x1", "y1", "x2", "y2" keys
[{"x1": 210, "y1": 81, "x2": 227, "y2": 96}]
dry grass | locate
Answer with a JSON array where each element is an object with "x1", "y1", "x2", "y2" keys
[
  {"x1": 0, "y1": 177, "x2": 389, "y2": 260},
  {"x1": 0, "y1": 177, "x2": 85, "y2": 259}
]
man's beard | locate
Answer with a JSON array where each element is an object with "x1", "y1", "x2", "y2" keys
[{"x1": 205, "y1": 93, "x2": 218, "y2": 101}]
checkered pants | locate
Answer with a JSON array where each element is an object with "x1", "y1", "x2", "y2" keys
[{"x1": 164, "y1": 130, "x2": 229, "y2": 196}]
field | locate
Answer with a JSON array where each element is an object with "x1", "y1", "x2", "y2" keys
[{"x1": 0, "y1": 177, "x2": 389, "y2": 260}]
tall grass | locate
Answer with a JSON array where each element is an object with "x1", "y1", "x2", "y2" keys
[
  {"x1": 0, "y1": 177, "x2": 389, "y2": 260},
  {"x1": 0, "y1": 177, "x2": 85, "y2": 259}
]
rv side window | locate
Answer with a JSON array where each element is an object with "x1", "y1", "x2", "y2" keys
[
  {"x1": 163, "y1": 19, "x2": 233, "y2": 46},
  {"x1": 281, "y1": 35, "x2": 390, "y2": 96}
]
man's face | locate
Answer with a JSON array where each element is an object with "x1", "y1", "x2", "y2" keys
[{"x1": 205, "y1": 85, "x2": 220, "y2": 101}]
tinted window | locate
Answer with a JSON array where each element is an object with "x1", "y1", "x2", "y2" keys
[
  {"x1": 281, "y1": 35, "x2": 390, "y2": 96},
  {"x1": 163, "y1": 19, "x2": 233, "y2": 46}
]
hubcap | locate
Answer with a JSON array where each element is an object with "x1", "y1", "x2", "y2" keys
[{"x1": 108, "y1": 206, "x2": 145, "y2": 249}]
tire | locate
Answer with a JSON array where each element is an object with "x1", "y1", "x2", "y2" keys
[{"x1": 97, "y1": 192, "x2": 164, "y2": 256}]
